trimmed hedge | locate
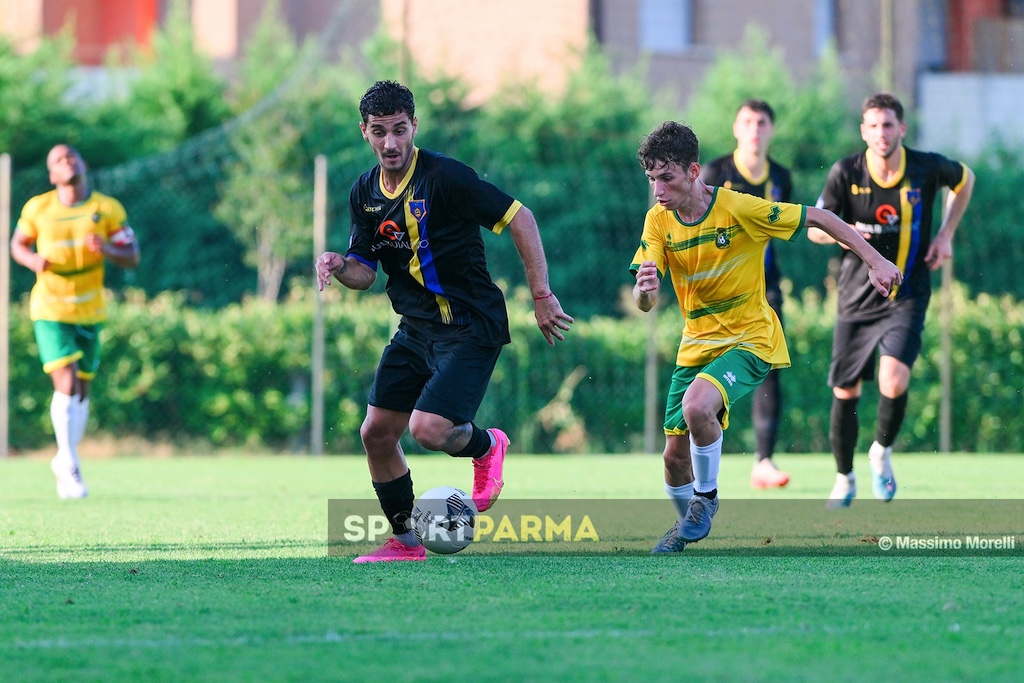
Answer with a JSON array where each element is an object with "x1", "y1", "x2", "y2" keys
[{"x1": 7, "y1": 283, "x2": 1022, "y2": 454}]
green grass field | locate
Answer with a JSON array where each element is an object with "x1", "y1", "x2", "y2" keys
[{"x1": 2, "y1": 452, "x2": 1022, "y2": 682}]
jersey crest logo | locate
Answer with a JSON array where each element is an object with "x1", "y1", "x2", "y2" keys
[
  {"x1": 378, "y1": 220, "x2": 406, "y2": 242},
  {"x1": 715, "y1": 228, "x2": 731, "y2": 249},
  {"x1": 408, "y1": 199, "x2": 428, "y2": 224},
  {"x1": 92, "y1": 212, "x2": 101, "y2": 223},
  {"x1": 906, "y1": 189, "x2": 921, "y2": 205}
]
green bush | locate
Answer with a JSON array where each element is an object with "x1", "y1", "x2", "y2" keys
[{"x1": 7, "y1": 283, "x2": 1022, "y2": 454}]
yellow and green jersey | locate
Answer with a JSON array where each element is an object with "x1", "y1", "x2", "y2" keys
[
  {"x1": 630, "y1": 186, "x2": 805, "y2": 368},
  {"x1": 17, "y1": 190, "x2": 130, "y2": 324}
]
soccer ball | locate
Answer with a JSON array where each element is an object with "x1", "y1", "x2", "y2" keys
[{"x1": 412, "y1": 486, "x2": 478, "y2": 555}]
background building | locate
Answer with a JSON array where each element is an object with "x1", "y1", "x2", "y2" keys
[{"x1": 2, "y1": 0, "x2": 1022, "y2": 154}]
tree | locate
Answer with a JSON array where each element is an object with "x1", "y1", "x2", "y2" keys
[
  {"x1": 215, "y1": 2, "x2": 315, "y2": 302},
  {"x1": 118, "y1": 0, "x2": 231, "y2": 149},
  {"x1": 0, "y1": 33, "x2": 79, "y2": 168}
]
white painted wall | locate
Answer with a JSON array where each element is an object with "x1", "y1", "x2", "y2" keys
[{"x1": 919, "y1": 73, "x2": 1024, "y2": 160}]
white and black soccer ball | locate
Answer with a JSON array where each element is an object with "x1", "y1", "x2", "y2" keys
[{"x1": 412, "y1": 486, "x2": 478, "y2": 555}]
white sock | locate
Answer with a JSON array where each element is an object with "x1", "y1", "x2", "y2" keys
[
  {"x1": 71, "y1": 396, "x2": 90, "y2": 449},
  {"x1": 665, "y1": 481, "x2": 695, "y2": 521},
  {"x1": 690, "y1": 433, "x2": 723, "y2": 494},
  {"x1": 50, "y1": 391, "x2": 78, "y2": 467}
]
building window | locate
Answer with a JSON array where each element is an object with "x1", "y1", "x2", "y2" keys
[
  {"x1": 639, "y1": 0, "x2": 692, "y2": 53},
  {"x1": 918, "y1": 0, "x2": 947, "y2": 71},
  {"x1": 813, "y1": 0, "x2": 836, "y2": 57}
]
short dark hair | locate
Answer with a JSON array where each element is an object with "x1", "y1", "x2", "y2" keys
[
  {"x1": 638, "y1": 121, "x2": 700, "y2": 171},
  {"x1": 737, "y1": 98, "x2": 775, "y2": 123},
  {"x1": 359, "y1": 80, "x2": 415, "y2": 123},
  {"x1": 862, "y1": 92, "x2": 904, "y2": 122}
]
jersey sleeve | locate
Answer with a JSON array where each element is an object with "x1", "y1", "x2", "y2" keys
[
  {"x1": 346, "y1": 181, "x2": 378, "y2": 269},
  {"x1": 818, "y1": 160, "x2": 849, "y2": 217},
  {"x1": 440, "y1": 159, "x2": 519, "y2": 234},
  {"x1": 629, "y1": 208, "x2": 667, "y2": 276},
  {"x1": 15, "y1": 195, "x2": 44, "y2": 240},
  {"x1": 935, "y1": 154, "x2": 970, "y2": 193},
  {"x1": 777, "y1": 165, "x2": 794, "y2": 203},
  {"x1": 700, "y1": 158, "x2": 725, "y2": 186},
  {"x1": 103, "y1": 197, "x2": 134, "y2": 245}
]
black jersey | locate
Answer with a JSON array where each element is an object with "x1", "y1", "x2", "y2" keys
[
  {"x1": 347, "y1": 148, "x2": 520, "y2": 345},
  {"x1": 819, "y1": 146, "x2": 968, "y2": 321},
  {"x1": 702, "y1": 152, "x2": 793, "y2": 290}
]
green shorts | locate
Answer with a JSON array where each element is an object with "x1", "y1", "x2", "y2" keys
[
  {"x1": 663, "y1": 347, "x2": 771, "y2": 435},
  {"x1": 33, "y1": 321, "x2": 103, "y2": 379}
]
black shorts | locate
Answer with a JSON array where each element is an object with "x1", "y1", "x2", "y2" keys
[
  {"x1": 368, "y1": 325, "x2": 502, "y2": 425},
  {"x1": 828, "y1": 300, "x2": 928, "y2": 389}
]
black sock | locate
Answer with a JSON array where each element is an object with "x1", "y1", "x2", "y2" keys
[
  {"x1": 450, "y1": 423, "x2": 491, "y2": 458},
  {"x1": 695, "y1": 488, "x2": 717, "y2": 500},
  {"x1": 829, "y1": 396, "x2": 859, "y2": 475},
  {"x1": 876, "y1": 393, "x2": 908, "y2": 448},
  {"x1": 752, "y1": 370, "x2": 781, "y2": 461},
  {"x1": 372, "y1": 470, "x2": 415, "y2": 536}
]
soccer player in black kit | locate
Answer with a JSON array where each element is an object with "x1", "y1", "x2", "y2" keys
[
  {"x1": 702, "y1": 99, "x2": 792, "y2": 490},
  {"x1": 809, "y1": 93, "x2": 974, "y2": 508},
  {"x1": 316, "y1": 81, "x2": 573, "y2": 562}
]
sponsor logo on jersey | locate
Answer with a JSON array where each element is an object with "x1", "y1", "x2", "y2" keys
[
  {"x1": 767, "y1": 206, "x2": 782, "y2": 223},
  {"x1": 363, "y1": 204, "x2": 383, "y2": 213},
  {"x1": 876, "y1": 204, "x2": 899, "y2": 225}
]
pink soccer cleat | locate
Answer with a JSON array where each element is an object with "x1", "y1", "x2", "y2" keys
[
  {"x1": 472, "y1": 428, "x2": 508, "y2": 512},
  {"x1": 352, "y1": 537, "x2": 426, "y2": 564},
  {"x1": 750, "y1": 458, "x2": 790, "y2": 489}
]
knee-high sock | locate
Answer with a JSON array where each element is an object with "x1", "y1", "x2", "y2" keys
[
  {"x1": 372, "y1": 470, "x2": 417, "y2": 542},
  {"x1": 690, "y1": 433, "x2": 723, "y2": 494},
  {"x1": 876, "y1": 393, "x2": 907, "y2": 448},
  {"x1": 50, "y1": 391, "x2": 77, "y2": 466},
  {"x1": 829, "y1": 396, "x2": 859, "y2": 475},
  {"x1": 752, "y1": 369, "x2": 781, "y2": 461},
  {"x1": 665, "y1": 481, "x2": 695, "y2": 521},
  {"x1": 71, "y1": 396, "x2": 90, "y2": 449}
]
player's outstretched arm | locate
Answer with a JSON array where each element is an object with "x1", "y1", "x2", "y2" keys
[
  {"x1": 925, "y1": 166, "x2": 975, "y2": 271},
  {"x1": 507, "y1": 206, "x2": 574, "y2": 345},
  {"x1": 315, "y1": 252, "x2": 376, "y2": 292},
  {"x1": 806, "y1": 207, "x2": 903, "y2": 297}
]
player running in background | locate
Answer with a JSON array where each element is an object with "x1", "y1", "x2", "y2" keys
[
  {"x1": 702, "y1": 99, "x2": 793, "y2": 490},
  {"x1": 810, "y1": 92, "x2": 974, "y2": 508},
  {"x1": 10, "y1": 144, "x2": 141, "y2": 498},
  {"x1": 631, "y1": 121, "x2": 901, "y2": 553},
  {"x1": 316, "y1": 80, "x2": 573, "y2": 563}
]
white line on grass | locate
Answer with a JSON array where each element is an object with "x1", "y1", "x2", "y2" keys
[{"x1": 11, "y1": 622, "x2": 1013, "y2": 651}]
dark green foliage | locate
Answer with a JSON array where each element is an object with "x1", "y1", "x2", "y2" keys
[{"x1": 7, "y1": 285, "x2": 1022, "y2": 453}]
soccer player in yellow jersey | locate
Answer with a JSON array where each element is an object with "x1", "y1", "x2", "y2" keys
[
  {"x1": 630, "y1": 122, "x2": 901, "y2": 552},
  {"x1": 10, "y1": 145, "x2": 140, "y2": 498}
]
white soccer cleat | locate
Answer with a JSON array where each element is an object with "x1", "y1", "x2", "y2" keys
[
  {"x1": 825, "y1": 472, "x2": 856, "y2": 509},
  {"x1": 868, "y1": 441, "x2": 897, "y2": 502},
  {"x1": 51, "y1": 456, "x2": 88, "y2": 499}
]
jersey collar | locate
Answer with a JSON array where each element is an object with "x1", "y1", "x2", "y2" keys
[
  {"x1": 378, "y1": 148, "x2": 420, "y2": 200},
  {"x1": 866, "y1": 145, "x2": 906, "y2": 189}
]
